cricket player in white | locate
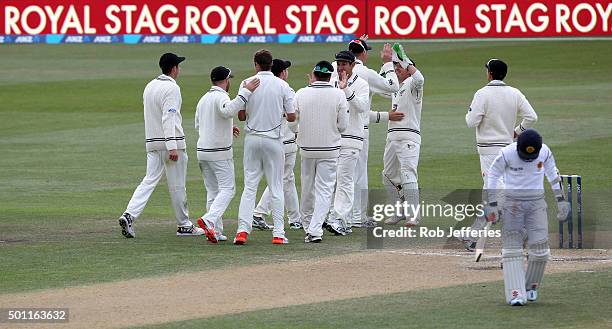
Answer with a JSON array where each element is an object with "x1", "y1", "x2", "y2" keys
[
  {"x1": 326, "y1": 51, "x2": 369, "y2": 235},
  {"x1": 119, "y1": 53, "x2": 204, "y2": 238},
  {"x1": 464, "y1": 59, "x2": 538, "y2": 254},
  {"x1": 234, "y1": 50, "x2": 296, "y2": 245},
  {"x1": 297, "y1": 60, "x2": 350, "y2": 242},
  {"x1": 379, "y1": 44, "x2": 425, "y2": 226},
  {"x1": 485, "y1": 129, "x2": 570, "y2": 306},
  {"x1": 194, "y1": 66, "x2": 260, "y2": 243},
  {"x1": 343, "y1": 37, "x2": 401, "y2": 228},
  {"x1": 252, "y1": 59, "x2": 301, "y2": 231}
]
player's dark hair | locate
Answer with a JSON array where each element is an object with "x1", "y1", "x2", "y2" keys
[
  {"x1": 313, "y1": 71, "x2": 331, "y2": 81},
  {"x1": 489, "y1": 70, "x2": 507, "y2": 80},
  {"x1": 161, "y1": 65, "x2": 175, "y2": 75},
  {"x1": 254, "y1": 49, "x2": 273, "y2": 71}
]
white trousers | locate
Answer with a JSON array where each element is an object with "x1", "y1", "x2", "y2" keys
[
  {"x1": 382, "y1": 140, "x2": 420, "y2": 186},
  {"x1": 301, "y1": 157, "x2": 338, "y2": 237},
  {"x1": 199, "y1": 159, "x2": 236, "y2": 234},
  {"x1": 237, "y1": 135, "x2": 285, "y2": 238},
  {"x1": 253, "y1": 151, "x2": 300, "y2": 224},
  {"x1": 331, "y1": 147, "x2": 360, "y2": 225},
  {"x1": 502, "y1": 198, "x2": 548, "y2": 243},
  {"x1": 125, "y1": 150, "x2": 191, "y2": 227},
  {"x1": 351, "y1": 136, "x2": 369, "y2": 225},
  {"x1": 382, "y1": 140, "x2": 421, "y2": 221}
]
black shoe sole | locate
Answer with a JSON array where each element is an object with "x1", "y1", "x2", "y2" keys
[{"x1": 118, "y1": 219, "x2": 134, "y2": 238}]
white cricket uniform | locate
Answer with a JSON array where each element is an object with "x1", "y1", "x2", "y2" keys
[
  {"x1": 124, "y1": 74, "x2": 191, "y2": 227},
  {"x1": 487, "y1": 143, "x2": 559, "y2": 303},
  {"x1": 195, "y1": 85, "x2": 252, "y2": 235},
  {"x1": 348, "y1": 60, "x2": 400, "y2": 226},
  {"x1": 236, "y1": 71, "x2": 295, "y2": 239},
  {"x1": 465, "y1": 80, "x2": 538, "y2": 235},
  {"x1": 253, "y1": 118, "x2": 300, "y2": 225},
  {"x1": 295, "y1": 81, "x2": 350, "y2": 237},
  {"x1": 329, "y1": 73, "x2": 369, "y2": 226},
  {"x1": 382, "y1": 69, "x2": 424, "y2": 222}
]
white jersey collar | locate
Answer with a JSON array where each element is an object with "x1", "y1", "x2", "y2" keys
[
  {"x1": 156, "y1": 74, "x2": 176, "y2": 84},
  {"x1": 209, "y1": 86, "x2": 228, "y2": 94},
  {"x1": 487, "y1": 80, "x2": 506, "y2": 86}
]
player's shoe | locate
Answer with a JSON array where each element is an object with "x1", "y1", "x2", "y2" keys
[
  {"x1": 118, "y1": 213, "x2": 135, "y2": 238},
  {"x1": 362, "y1": 219, "x2": 378, "y2": 228},
  {"x1": 216, "y1": 233, "x2": 227, "y2": 242},
  {"x1": 195, "y1": 217, "x2": 217, "y2": 243},
  {"x1": 325, "y1": 219, "x2": 346, "y2": 236},
  {"x1": 462, "y1": 239, "x2": 477, "y2": 252},
  {"x1": 233, "y1": 232, "x2": 248, "y2": 245},
  {"x1": 345, "y1": 227, "x2": 353, "y2": 234},
  {"x1": 272, "y1": 237, "x2": 289, "y2": 245},
  {"x1": 527, "y1": 287, "x2": 538, "y2": 302},
  {"x1": 305, "y1": 234, "x2": 322, "y2": 243},
  {"x1": 384, "y1": 216, "x2": 405, "y2": 225},
  {"x1": 252, "y1": 216, "x2": 272, "y2": 230},
  {"x1": 289, "y1": 222, "x2": 303, "y2": 230},
  {"x1": 509, "y1": 297, "x2": 526, "y2": 306},
  {"x1": 177, "y1": 224, "x2": 206, "y2": 237}
]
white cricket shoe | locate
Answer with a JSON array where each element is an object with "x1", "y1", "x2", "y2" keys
[
  {"x1": 119, "y1": 213, "x2": 135, "y2": 238},
  {"x1": 325, "y1": 219, "x2": 346, "y2": 236},
  {"x1": 509, "y1": 297, "x2": 526, "y2": 306},
  {"x1": 216, "y1": 233, "x2": 228, "y2": 241},
  {"x1": 384, "y1": 216, "x2": 405, "y2": 225},
  {"x1": 527, "y1": 289, "x2": 538, "y2": 302},
  {"x1": 176, "y1": 225, "x2": 205, "y2": 237}
]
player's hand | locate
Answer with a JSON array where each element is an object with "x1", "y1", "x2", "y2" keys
[
  {"x1": 232, "y1": 125, "x2": 240, "y2": 138},
  {"x1": 168, "y1": 149, "x2": 179, "y2": 161},
  {"x1": 557, "y1": 200, "x2": 570, "y2": 221},
  {"x1": 485, "y1": 203, "x2": 500, "y2": 224},
  {"x1": 245, "y1": 78, "x2": 260, "y2": 92},
  {"x1": 338, "y1": 71, "x2": 348, "y2": 89},
  {"x1": 359, "y1": 34, "x2": 369, "y2": 41},
  {"x1": 381, "y1": 43, "x2": 393, "y2": 63},
  {"x1": 388, "y1": 111, "x2": 404, "y2": 121}
]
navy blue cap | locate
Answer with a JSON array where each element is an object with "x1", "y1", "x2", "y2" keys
[
  {"x1": 517, "y1": 129, "x2": 542, "y2": 161},
  {"x1": 335, "y1": 50, "x2": 356, "y2": 63}
]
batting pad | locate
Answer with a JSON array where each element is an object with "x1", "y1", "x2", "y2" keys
[
  {"x1": 401, "y1": 182, "x2": 420, "y2": 223},
  {"x1": 502, "y1": 230, "x2": 526, "y2": 303},
  {"x1": 525, "y1": 239, "x2": 550, "y2": 291}
]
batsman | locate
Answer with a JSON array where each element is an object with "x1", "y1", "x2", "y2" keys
[{"x1": 485, "y1": 129, "x2": 569, "y2": 306}]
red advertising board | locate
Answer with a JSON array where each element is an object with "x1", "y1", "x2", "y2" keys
[
  {"x1": 368, "y1": 0, "x2": 612, "y2": 38},
  {"x1": 1, "y1": 0, "x2": 611, "y2": 38}
]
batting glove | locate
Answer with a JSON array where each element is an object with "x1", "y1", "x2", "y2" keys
[
  {"x1": 557, "y1": 200, "x2": 570, "y2": 222},
  {"x1": 485, "y1": 202, "x2": 501, "y2": 224}
]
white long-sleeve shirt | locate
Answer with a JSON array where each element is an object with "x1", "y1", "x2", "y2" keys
[
  {"x1": 295, "y1": 81, "x2": 349, "y2": 158},
  {"x1": 331, "y1": 73, "x2": 369, "y2": 149},
  {"x1": 143, "y1": 74, "x2": 186, "y2": 151},
  {"x1": 466, "y1": 80, "x2": 538, "y2": 155},
  {"x1": 487, "y1": 143, "x2": 561, "y2": 201},
  {"x1": 240, "y1": 71, "x2": 295, "y2": 139},
  {"x1": 195, "y1": 86, "x2": 252, "y2": 161},
  {"x1": 387, "y1": 69, "x2": 425, "y2": 144},
  {"x1": 333, "y1": 60, "x2": 399, "y2": 137}
]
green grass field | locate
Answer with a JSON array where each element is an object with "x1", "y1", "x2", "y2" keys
[{"x1": 1, "y1": 41, "x2": 612, "y2": 328}]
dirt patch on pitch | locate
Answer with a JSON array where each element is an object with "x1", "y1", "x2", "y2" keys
[{"x1": 1, "y1": 249, "x2": 610, "y2": 329}]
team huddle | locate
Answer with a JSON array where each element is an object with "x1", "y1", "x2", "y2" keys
[{"x1": 117, "y1": 38, "x2": 571, "y2": 306}]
